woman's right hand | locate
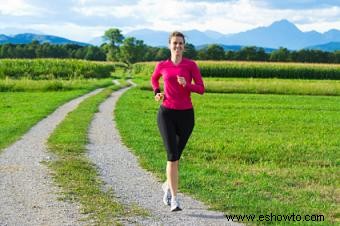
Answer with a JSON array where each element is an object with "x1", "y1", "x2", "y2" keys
[{"x1": 155, "y1": 93, "x2": 164, "y2": 102}]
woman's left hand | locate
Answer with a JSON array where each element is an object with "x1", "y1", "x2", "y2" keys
[{"x1": 177, "y1": 76, "x2": 186, "y2": 87}]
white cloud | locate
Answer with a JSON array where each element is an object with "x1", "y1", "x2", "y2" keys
[
  {"x1": 0, "y1": 0, "x2": 339, "y2": 41},
  {"x1": 26, "y1": 22, "x2": 107, "y2": 41},
  {"x1": 71, "y1": 0, "x2": 257, "y2": 33},
  {"x1": 0, "y1": 0, "x2": 45, "y2": 16},
  {"x1": 69, "y1": 0, "x2": 340, "y2": 34},
  {"x1": 298, "y1": 21, "x2": 340, "y2": 33},
  {"x1": 280, "y1": 6, "x2": 340, "y2": 32}
]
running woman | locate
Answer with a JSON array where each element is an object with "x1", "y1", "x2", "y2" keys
[{"x1": 151, "y1": 31, "x2": 205, "y2": 211}]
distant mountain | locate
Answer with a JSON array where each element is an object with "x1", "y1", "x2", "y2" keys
[
  {"x1": 305, "y1": 42, "x2": 340, "y2": 52},
  {"x1": 2, "y1": 20, "x2": 340, "y2": 51},
  {"x1": 182, "y1": 30, "x2": 216, "y2": 45},
  {"x1": 0, "y1": 34, "x2": 8, "y2": 42},
  {"x1": 0, "y1": 27, "x2": 44, "y2": 35},
  {"x1": 196, "y1": 44, "x2": 276, "y2": 53},
  {"x1": 123, "y1": 20, "x2": 340, "y2": 50},
  {"x1": 124, "y1": 29, "x2": 168, "y2": 46},
  {"x1": 323, "y1": 29, "x2": 340, "y2": 41},
  {"x1": 217, "y1": 20, "x2": 303, "y2": 49},
  {"x1": 124, "y1": 29, "x2": 222, "y2": 46},
  {"x1": 217, "y1": 20, "x2": 340, "y2": 50},
  {"x1": 196, "y1": 44, "x2": 242, "y2": 51},
  {"x1": 204, "y1": 30, "x2": 226, "y2": 40},
  {"x1": 0, "y1": 33, "x2": 90, "y2": 46},
  {"x1": 88, "y1": 36, "x2": 106, "y2": 46}
]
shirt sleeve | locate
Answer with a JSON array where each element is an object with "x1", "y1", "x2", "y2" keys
[
  {"x1": 150, "y1": 62, "x2": 162, "y2": 95},
  {"x1": 187, "y1": 61, "x2": 205, "y2": 94}
]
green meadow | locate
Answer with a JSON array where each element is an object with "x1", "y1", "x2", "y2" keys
[
  {"x1": 0, "y1": 59, "x2": 120, "y2": 151},
  {"x1": 138, "y1": 77, "x2": 340, "y2": 96},
  {"x1": 0, "y1": 78, "x2": 117, "y2": 150},
  {"x1": 0, "y1": 90, "x2": 84, "y2": 150},
  {"x1": 115, "y1": 83, "x2": 339, "y2": 225},
  {"x1": 1, "y1": 59, "x2": 339, "y2": 225},
  {"x1": 134, "y1": 61, "x2": 340, "y2": 96}
]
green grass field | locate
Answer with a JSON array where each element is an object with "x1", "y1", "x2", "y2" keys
[
  {"x1": 203, "y1": 77, "x2": 340, "y2": 95},
  {"x1": 115, "y1": 88, "x2": 340, "y2": 225},
  {"x1": 136, "y1": 77, "x2": 340, "y2": 96},
  {"x1": 0, "y1": 90, "x2": 86, "y2": 150},
  {"x1": 1, "y1": 58, "x2": 339, "y2": 225},
  {"x1": 0, "y1": 78, "x2": 115, "y2": 151},
  {"x1": 0, "y1": 77, "x2": 114, "y2": 92}
]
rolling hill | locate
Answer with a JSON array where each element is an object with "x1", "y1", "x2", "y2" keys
[{"x1": 0, "y1": 33, "x2": 89, "y2": 46}]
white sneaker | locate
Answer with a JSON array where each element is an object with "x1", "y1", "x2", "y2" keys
[
  {"x1": 162, "y1": 182, "x2": 171, "y2": 206},
  {"x1": 170, "y1": 198, "x2": 182, "y2": 212}
]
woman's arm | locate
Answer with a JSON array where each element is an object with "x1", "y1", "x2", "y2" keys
[
  {"x1": 187, "y1": 62, "x2": 205, "y2": 94},
  {"x1": 151, "y1": 62, "x2": 162, "y2": 95}
]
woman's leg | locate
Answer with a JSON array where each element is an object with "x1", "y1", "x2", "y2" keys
[
  {"x1": 167, "y1": 160, "x2": 182, "y2": 211},
  {"x1": 176, "y1": 109, "x2": 195, "y2": 160},
  {"x1": 167, "y1": 160, "x2": 179, "y2": 197},
  {"x1": 158, "y1": 107, "x2": 194, "y2": 210},
  {"x1": 158, "y1": 106, "x2": 179, "y2": 207}
]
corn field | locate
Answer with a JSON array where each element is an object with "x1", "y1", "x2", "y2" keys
[
  {"x1": 0, "y1": 59, "x2": 122, "y2": 79},
  {"x1": 133, "y1": 61, "x2": 340, "y2": 80}
]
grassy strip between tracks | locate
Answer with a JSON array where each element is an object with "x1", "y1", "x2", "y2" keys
[{"x1": 47, "y1": 83, "x2": 148, "y2": 225}]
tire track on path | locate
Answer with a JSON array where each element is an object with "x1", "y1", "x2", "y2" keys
[
  {"x1": 87, "y1": 86, "x2": 242, "y2": 226},
  {"x1": 0, "y1": 88, "x2": 103, "y2": 226}
]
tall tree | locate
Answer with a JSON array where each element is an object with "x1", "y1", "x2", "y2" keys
[
  {"x1": 334, "y1": 51, "x2": 340, "y2": 63},
  {"x1": 103, "y1": 28, "x2": 124, "y2": 47},
  {"x1": 184, "y1": 43, "x2": 197, "y2": 59},
  {"x1": 84, "y1": 46, "x2": 106, "y2": 61},
  {"x1": 239, "y1": 46, "x2": 258, "y2": 61},
  {"x1": 198, "y1": 44, "x2": 225, "y2": 60},
  {"x1": 120, "y1": 37, "x2": 147, "y2": 65},
  {"x1": 270, "y1": 47, "x2": 290, "y2": 62},
  {"x1": 155, "y1": 47, "x2": 170, "y2": 61},
  {"x1": 103, "y1": 28, "x2": 124, "y2": 61}
]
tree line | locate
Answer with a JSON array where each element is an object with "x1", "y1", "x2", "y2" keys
[{"x1": 0, "y1": 28, "x2": 339, "y2": 64}]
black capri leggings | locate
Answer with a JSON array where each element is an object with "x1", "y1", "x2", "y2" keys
[{"x1": 157, "y1": 105, "x2": 194, "y2": 161}]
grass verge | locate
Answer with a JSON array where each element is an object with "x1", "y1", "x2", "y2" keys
[
  {"x1": 47, "y1": 84, "x2": 148, "y2": 225},
  {"x1": 115, "y1": 88, "x2": 340, "y2": 225},
  {"x1": 137, "y1": 77, "x2": 340, "y2": 96},
  {"x1": 0, "y1": 77, "x2": 114, "y2": 92},
  {"x1": 0, "y1": 90, "x2": 85, "y2": 150},
  {"x1": 0, "y1": 78, "x2": 118, "y2": 151}
]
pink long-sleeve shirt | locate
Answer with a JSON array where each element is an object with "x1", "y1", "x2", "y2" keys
[{"x1": 151, "y1": 58, "x2": 205, "y2": 110}]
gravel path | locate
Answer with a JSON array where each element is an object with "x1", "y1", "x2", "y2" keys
[
  {"x1": 0, "y1": 89, "x2": 103, "y2": 226},
  {"x1": 87, "y1": 86, "x2": 242, "y2": 226}
]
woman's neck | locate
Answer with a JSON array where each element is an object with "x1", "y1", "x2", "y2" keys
[{"x1": 171, "y1": 55, "x2": 182, "y2": 65}]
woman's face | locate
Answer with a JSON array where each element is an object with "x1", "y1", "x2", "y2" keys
[{"x1": 169, "y1": 36, "x2": 185, "y2": 57}]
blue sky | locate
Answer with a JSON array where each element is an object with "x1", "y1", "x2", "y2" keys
[{"x1": 0, "y1": 0, "x2": 339, "y2": 42}]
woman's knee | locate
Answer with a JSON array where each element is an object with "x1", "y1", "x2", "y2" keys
[{"x1": 167, "y1": 160, "x2": 179, "y2": 168}]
